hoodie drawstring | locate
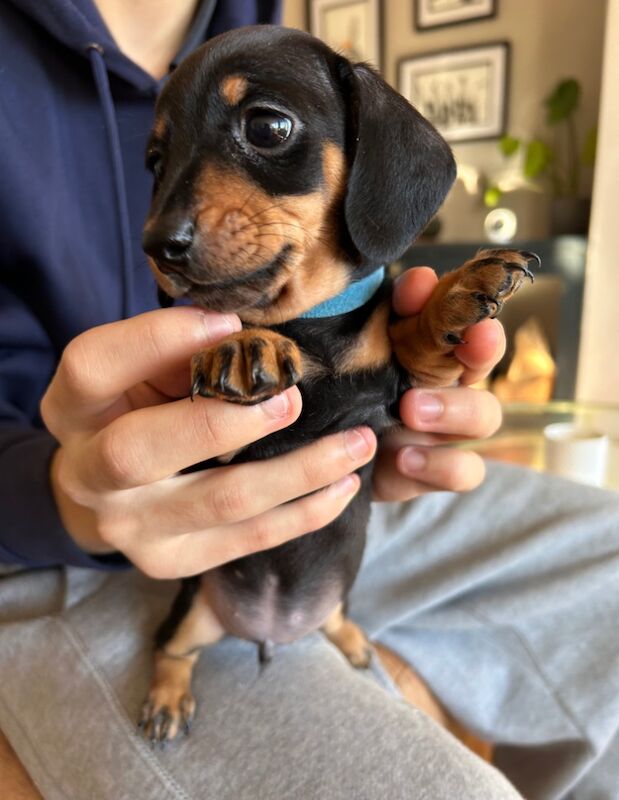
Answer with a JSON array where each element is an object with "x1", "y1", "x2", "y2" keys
[{"x1": 87, "y1": 43, "x2": 134, "y2": 319}]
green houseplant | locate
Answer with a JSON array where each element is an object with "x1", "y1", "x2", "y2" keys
[{"x1": 485, "y1": 78, "x2": 597, "y2": 234}]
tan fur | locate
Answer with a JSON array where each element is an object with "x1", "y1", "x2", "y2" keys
[
  {"x1": 321, "y1": 141, "x2": 347, "y2": 197},
  {"x1": 220, "y1": 74, "x2": 248, "y2": 105},
  {"x1": 150, "y1": 115, "x2": 167, "y2": 140},
  {"x1": 141, "y1": 592, "x2": 224, "y2": 741},
  {"x1": 246, "y1": 142, "x2": 350, "y2": 325},
  {"x1": 195, "y1": 164, "x2": 323, "y2": 275},
  {"x1": 373, "y1": 643, "x2": 494, "y2": 763},
  {"x1": 322, "y1": 604, "x2": 372, "y2": 668},
  {"x1": 164, "y1": 590, "x2": 225, "y2": 657},
  {"x1": 391, "y1": 250, "x2": 533, "y2": 387},
  {"x1": 145, "y1": 255, "x2": 185, "y2": 298},
  {"x1": 191, "y1": 144, "x2": 350, "y2": 325},
  {"x1": 337, "y1": 299, "x2": 392, "y2": 373}
]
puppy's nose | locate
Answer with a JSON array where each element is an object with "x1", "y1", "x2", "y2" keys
[{"x1": 142, "y1": 217, "x2": 195, "y2": 266}]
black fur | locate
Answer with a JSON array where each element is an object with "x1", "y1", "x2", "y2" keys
[
  {"x1": 145, "y1": 26, "x2": 455, "y2": 652},
  {"x1": 337, "y1": 59, "x2": 455, "y2": 266}
]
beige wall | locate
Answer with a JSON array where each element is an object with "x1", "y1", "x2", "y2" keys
[
  {"x1": 283, "y1": 0, "x2": 607, "y2": 242},
  {"x1": 577, "y1": 0, "x2": 619, "y2": 404},
  {"x1": 282, "y1": 0, "x2": 304, "y2": 28}
]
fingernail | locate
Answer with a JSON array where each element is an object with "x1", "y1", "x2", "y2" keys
[
  {"x1": 344, "y1": 428, "x2": 374, "y2": 460},
  {"x1": 201, "y1": 312, "x2": 240, "y2": 340},
  {"x1": 416, "y1": 391, "x2": 444, "y2": 423},
  {"x1": 328, "y1": 474, "x2": 359, "y2": 497},
  {"x1": 261, "y1": 391, "x2": 290, "y2": 419},
  {"x1": 400, "y1": 447, "x2": 427, "y2": 476}
]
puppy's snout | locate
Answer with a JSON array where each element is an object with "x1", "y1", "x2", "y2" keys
[{"x1": 142, "y1": 217, "x2": 195, "y2": 267}]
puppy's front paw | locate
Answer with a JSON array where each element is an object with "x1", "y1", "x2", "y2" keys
[
  {"x1": 191, "y1": 329, "x2": 303, "y2": 404},
  {"x1": 439, "y1": 249, "x2": 539, "y2": 342},
  {"x1": 390, "y1": 249, "x2": 539, "y2": 387}
]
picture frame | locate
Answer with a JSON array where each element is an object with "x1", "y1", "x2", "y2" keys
[
  {"x1": 398, "y1": 42, "x2": 509, "y2": 143},
  {"x1": 307, "y1": 0, "x2": 381, "y2": 70},
  {"x1": 414, "y1": 0, "x2": 497, "y2": 31}
]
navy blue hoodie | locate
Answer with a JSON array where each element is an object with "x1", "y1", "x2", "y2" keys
[{"x1": 0, "y1": 0, "x2": 281, "y2": 569}]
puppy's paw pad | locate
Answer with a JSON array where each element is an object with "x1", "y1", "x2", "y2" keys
[
  {"x1": 191, "y1": 330, "x2": 302, "y2": 404},
  {"x1": 139, "y1": 691, "x2": 196, "y2": 745}
]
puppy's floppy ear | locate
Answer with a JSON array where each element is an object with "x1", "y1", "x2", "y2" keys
[{"x1": 337, "y1": 60, "x2": 456, "y2": 265}]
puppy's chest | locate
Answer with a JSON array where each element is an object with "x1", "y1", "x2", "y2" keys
[{"x1": 238, "y1": 310, "x2": 402, "y2": 463}]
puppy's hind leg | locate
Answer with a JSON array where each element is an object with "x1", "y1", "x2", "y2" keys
[
  {"x1": 322, "y1": 603, "x2": 373, "y2": 669},
  {"x1": 140, "y1": 577, "x2": 225, "y2": 744}
]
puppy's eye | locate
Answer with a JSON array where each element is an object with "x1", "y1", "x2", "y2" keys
[{"x1": 245, "y1": 109, "x2": 292, "y2": 149}]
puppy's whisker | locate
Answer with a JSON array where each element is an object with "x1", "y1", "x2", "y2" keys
[
  {"x1": 239, "y1": 241, "x2": 277, "y2": 263},
  {"x1": 253, "y1": 232, "x2": 304, "y2": 247},
  {"x1": 237, "y1": 186, "x2": 261, "y2": 217},
  {"x1": 252, "y1": 219, "x2": 329, "y2": 241},
  {"x1": 239, "y1": 199, "x2": 288, "y2": 226},
  {"x1": 249, "y1": 221, "x2": 328, "y2": 248}
]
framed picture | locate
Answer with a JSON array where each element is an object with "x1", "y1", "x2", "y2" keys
[
  {"x1": 414, "y1": 0, "x2": 497, "y2": 31},
  {"x1": 308, "y1": 0, "x2": 381, "y2": 69},
  {"x1": 399, "y1": 42, "x2": 509, "y2": 143}
]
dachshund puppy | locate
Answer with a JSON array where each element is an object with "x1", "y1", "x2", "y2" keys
[{"x1": 140, "y1": 25, "x2": 537, "y2": 742}]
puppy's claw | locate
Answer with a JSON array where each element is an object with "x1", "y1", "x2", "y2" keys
[
  {"x1": 191, "y1": 374, "x2": 205, "y2": 401},
  {"x1": 444, "y1": 332, "x2": 466, "y2": 346},
  {"x1": 138, "y1": 701, "x2": 153, "y2": 730},
  {"x1": 249, "y1": 339, "x2": 278, "y2": 395},
  {"x1": 505, "y1": 261, "x2": 535, "y2": 284},
  {"x1": 179, "y1": 694, "x2": 196, "y2": 733},
  {"x1": 139, "y1": 692, "x2": 196, "y2": 744},
  {"x1": 214, "y1": 344, "x2": 243, "y2": 397},
  {"x1": 282, "y1": 355, "x2": 301, "y2": 386},
  {"x1": 518, "y1": 249, "x2": 542, "y2": 272},
  {"x1": 150, "y1": 707, "x2": 173, "y2": 744}
]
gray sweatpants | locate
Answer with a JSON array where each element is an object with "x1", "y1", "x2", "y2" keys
[{"x1": 0, "y1": 462, "x2": 618, "y2": 799}]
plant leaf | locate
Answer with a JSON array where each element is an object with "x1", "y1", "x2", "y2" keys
[
  {"x1": 499, "y1": 135, "x2": 520, "y2": 157},
  {"x1": 484, "y1": 185, "x2": 502, "y2": 207},
  {"x1": 524, "y1": 139, "x2": 552, "y2": 179},
  {"x1": 545, "y1": 79, "x2": 580, "y2": 124},
  {"x1": 581, "y1": 126, "x2": 597, "y2": 166}
]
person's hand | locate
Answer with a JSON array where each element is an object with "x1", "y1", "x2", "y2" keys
[
  {"x1": 373, "y1": 267, "x2": 504, "y2": 502},
  {"x1": 41, "y1": 307, "x2": 377, "y2": 579}
]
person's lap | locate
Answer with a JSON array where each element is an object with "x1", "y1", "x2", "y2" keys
[
  {"x1": 1, "y1": 461, "x2": 617, "y2": 798},
  {"x1": 0, "y1": 570, "x2": 518, "y2": 800},
  {"x1": 351, "y1": 461, "x2": 619, "y2": 799}
]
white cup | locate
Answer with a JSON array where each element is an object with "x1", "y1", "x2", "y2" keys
[{"x1": 543, "y1": 422, "x2": 609, "y2": 487}]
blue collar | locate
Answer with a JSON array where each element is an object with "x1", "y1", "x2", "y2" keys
[{"x1": 299, "y1": 267, "x2": 385, "y2": 319}]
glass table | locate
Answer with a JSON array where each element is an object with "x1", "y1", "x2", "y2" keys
[{"x1": 457, "y1": 401, "x2": 619, "y2": 490}]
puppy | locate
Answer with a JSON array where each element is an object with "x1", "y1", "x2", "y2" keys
[{"x1": 140, "y1": 25, "x2": 537, "y2": 742}]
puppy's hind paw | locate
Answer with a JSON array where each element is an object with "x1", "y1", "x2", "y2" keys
[
  {"x1": 139, "y1": 691, "x2": 196, "y2": 746},
  {"x1": 323, "y1": 612, "x2": 373, "y2": 670}
]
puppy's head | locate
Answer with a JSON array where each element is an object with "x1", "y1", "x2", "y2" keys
[{"x1": 143, "y1": 26, "x2": 455, "y2": 324}]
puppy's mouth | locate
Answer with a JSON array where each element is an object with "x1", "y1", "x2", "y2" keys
[{"x1": 154, "y1": 244, "x2": 293, "y2": 312}]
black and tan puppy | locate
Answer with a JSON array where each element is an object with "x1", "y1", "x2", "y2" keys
[{"x1": 140, "y1": 25, "x2": 537, "y2": 742}]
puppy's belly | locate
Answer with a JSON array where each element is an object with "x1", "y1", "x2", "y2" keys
[{"x1": 201, "y1": 569, "x2": 342, "y2": 644}]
